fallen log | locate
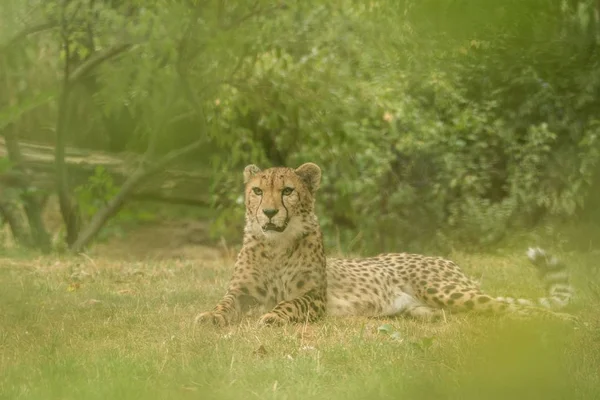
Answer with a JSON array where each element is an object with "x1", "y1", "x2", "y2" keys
[{"x1": 0, "y1": 137, "x2": 212, "y2": 207}]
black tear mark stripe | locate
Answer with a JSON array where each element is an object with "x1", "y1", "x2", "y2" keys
[
  {"x1": 255, "y1": 194, "x2": 264, "y2": 225},
  {"x1": 282, "y1": 192, "x2": 289, "y2": 218},
  {"x1": 280, "y1": 176, "x2": 290, "y2": 219}
]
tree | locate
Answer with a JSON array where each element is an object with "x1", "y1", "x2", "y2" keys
[{"x1": 1, "y1": 0, "x2": 297, "y2": 252}]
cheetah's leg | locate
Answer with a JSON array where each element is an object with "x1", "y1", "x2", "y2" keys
[
  {"x1": 259, "y1": 287, "x2": 326, "y2": 325},
  {"x1": 195, "y1": 290, "x2": 243, "y2": 327},
  {"x1": 383, "y1": 292, "x2": 445, "y2": 321},
  {"x1": 197, "y1": 249, "x2": 273, "y2": 327},
  {"x1": 404, "y1": 305, "x2": 444, "y2": 322},
  {"x1": 196, "y1": 286, "x2": 260, "y2": 327}
]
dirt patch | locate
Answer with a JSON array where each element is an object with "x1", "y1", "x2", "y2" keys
[
  {"x1": 91, "y1": 219, "x2": 237, "y2": 262},
  {"x1": 37, "y1": 195, "x2": 236, "y2": 262}
]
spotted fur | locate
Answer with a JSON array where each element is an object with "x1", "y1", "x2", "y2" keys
[
  {"x1": 326, "y1": 249, "x2": 573, "y2": 320},
  {"x1": 196, "y1": 163, "x2": 574, "y2": 326}
]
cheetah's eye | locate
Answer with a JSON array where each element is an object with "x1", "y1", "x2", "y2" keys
[
  {"x1": 252, "y1": 187, "x2": 263, "y2": 196},
  {"x1": 282, "y1": 187, "x2": 294, "y2": 196}
]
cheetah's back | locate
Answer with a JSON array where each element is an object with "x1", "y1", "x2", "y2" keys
[{"x1": 325, "y1": 251, "x2": 571, "y2": 321}]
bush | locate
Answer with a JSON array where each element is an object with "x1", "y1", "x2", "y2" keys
[{"x1": 207, "y1": 1, "x2": 600, "y2": 253}]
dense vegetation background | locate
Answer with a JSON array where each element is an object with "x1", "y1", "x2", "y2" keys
[{"x1": 1, "y1": 0, "x2": 600, "y2": 254}]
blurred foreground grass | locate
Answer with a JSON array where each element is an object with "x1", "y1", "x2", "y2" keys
[{"x1": 0, "y1": 249, "x2": 599, "y2": 400}]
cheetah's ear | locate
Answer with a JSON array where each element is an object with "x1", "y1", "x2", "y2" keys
[
  {"x1": 295, "y1": 163, "x2": 321, "y2": 193},
  {"x1": 243, "y1": 164, "x2": 261, "y2": 184}
]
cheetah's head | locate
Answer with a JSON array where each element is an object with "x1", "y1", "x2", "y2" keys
[{"x1": 243, "y1": 162, "x2": 321, "y2": 239}]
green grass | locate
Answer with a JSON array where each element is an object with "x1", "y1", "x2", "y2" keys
[{"x1": 1, "y1": 249, "x2": 599, "y2": 400}]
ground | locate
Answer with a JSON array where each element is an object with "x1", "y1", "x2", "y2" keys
[{"x1": 1, "y1": 222, "x2": 600, "y2": 399}]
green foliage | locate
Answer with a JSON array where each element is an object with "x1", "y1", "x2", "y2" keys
[
  {"x1": 74, "y1": 166, "x2": 154, "y2": 241},
  {"x1": 3, "y1": 0, "x2": 600, "y2": 251},
  {"x1": 204, "y1": 0, "x2": 600, "y2": 252},
  {"x1": 0, "y1": 90, "x2": 57, "y2": 131},
  {"x1": 0, "y1": 156, "x2": 12, "y2": 173},
  {"x1": 75, "y1": 166, "x2": 118, "y2": 219}
]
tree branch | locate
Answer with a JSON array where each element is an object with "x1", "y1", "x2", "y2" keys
[
  {"x1": 69, "y1": 167, "x2": 145, "y2": 253},
  {"x1": 69, "y1": 138, "x2": 206, "y2": 253},
  {"x1": 69, "y1": 44, "x2": 132, "y2": 83},
  {"x1": 146, "y1": 138, "x2": 205, "y2": 176}
]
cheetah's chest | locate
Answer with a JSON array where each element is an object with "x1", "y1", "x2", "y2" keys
[{"x1": 259, "y1": 253, "x2": 311, "y2": 306}]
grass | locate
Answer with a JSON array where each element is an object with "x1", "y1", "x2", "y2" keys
[{"x1": 0, "y1": 248, "x2": 599, "y2": 400}]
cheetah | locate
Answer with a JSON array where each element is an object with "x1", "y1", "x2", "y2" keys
[{"x1": 196, "y1": 163, "x2": 573, "y2": 326}]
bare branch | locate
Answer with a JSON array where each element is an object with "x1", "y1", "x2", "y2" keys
[
  {"x1": 69, "y1": 137, "x2": 206, "y2": 253},
  {"x1": 146, "y1": 139, "x2": 205, "y2": 176},
  {"x1": 69, "y1": 44, "x2": 132, "y2": 83},
  {"x1": 69, "y1": 167, "x2": 146, "y2": 253}
]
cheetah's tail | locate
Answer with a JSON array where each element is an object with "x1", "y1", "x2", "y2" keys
[
  {"x1": 526, "y1": 247, "x2": 573, "y2": 309},
  {"x1": 495, "y1": 247, "x2": 573, "y2": 310}
]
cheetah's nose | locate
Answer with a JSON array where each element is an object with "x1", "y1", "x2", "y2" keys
[{"x1": 263, "y1": 209, "x2": 279, "y2": 218}]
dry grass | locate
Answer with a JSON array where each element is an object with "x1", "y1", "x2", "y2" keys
[{"x1": 0, "y1": 247, "x2": 599, "y2": 400}]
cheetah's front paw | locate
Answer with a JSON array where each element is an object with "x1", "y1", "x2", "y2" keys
[
  {"x1": 195, "y1": 311, "x2": 229, "y2": 327},
  {"x1": 258, "y1": 312, "x2": 287, "y2": 326}
]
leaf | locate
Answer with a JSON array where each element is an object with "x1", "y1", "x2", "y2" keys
[{"x1": 377, "y1": 323, "x2": 393, "y2": 334}]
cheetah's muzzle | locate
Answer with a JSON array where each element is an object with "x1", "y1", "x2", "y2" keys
[{"x1": 263, "y1": 221, "x2": 288, "y2": 232}]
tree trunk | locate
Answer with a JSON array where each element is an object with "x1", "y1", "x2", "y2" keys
[
  {"x1": 55, "y1": 25, "x2": 80, "y2": 246},
  {"x1": 3, "y1": 126, "x2": 51, "y2": 252},
  {"x1": 0, "y1": 198, "x2": 31, "y2": 247}
]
